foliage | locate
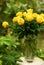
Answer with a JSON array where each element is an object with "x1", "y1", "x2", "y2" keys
[
  {"x1": 36, "y1": 49, "x2": 44, "y2": 60},
  {"x1": 0, "y1": 36, "x2": 21, "y2": 65}
]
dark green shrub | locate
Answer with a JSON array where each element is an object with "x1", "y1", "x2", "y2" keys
[{"x1": 0, "y1": 36, "x2": 21, "y2": 65}]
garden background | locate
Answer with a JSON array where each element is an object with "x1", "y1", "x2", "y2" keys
[{"x1": 0, "y1": 0, "x2": 44, "y2": 65}]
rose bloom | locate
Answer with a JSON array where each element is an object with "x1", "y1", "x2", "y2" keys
[
  {"x1": 23, "y1": 12, "x2": 27, "y2": 17},
  {"x1": 36, "y1": 15, "x2": 43, "y2": 23},
  {"x1": 33, "y1": 13, "x2": 38, "y2": 18},
  {"x1": 27, "y1": 9, "x2": 33, "y2": 13},
  {"x1": 2, "y1": 21, "x2": 9, "y2": 28},
  {"x1": 17, "y1": 18, "x2": 24, "y2": 25},
  {"x1": 13, "y1": 16, "x2": 20, "y2": 23},
  {"x1": 40, "y1": 13, "x2": 44, "y2": 19},
  {"x1": 16, "y1": 12, "x2": 23, "y2": 17},
  {"x1": 25, "y1": 13, "x2": 34, "y2": 21}
]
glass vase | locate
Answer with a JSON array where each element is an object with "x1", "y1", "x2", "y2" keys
[{"x1": 23, "y1": 37, "x2": 37, "y2": 62}]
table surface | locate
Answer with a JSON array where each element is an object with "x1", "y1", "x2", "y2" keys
[{"x1": 17, "y1": 57, "x2": 44, "y2": 65}]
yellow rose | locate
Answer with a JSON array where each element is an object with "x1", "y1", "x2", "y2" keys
[
  {"x1": 13, "y1": 17, "x2": 17, "y2": 22},
  {"x1": 17, "y1": 18, "x2": 24, "y2": 25},
  {"x1": 23, "y1": 12, "x2": 27, "y2": 17},
  {"x1": 27, "y1": 9, "x2": 33, "y2": 13},
  {"x1": 13, "y1": 16, "x2": 21, "y2": 23},
  {"x1": 36, "y1": 15, "x2": 43, "y2": 23},
  {"x1": 2, "y1": 21, "x2": 9, "y2": 28},
  {"x1": 16, "y1": 12, "x2": 23, "y2": 17},
  {"x1": 33, "y1": 13, "x2": 38, "y2": 18},
  {"x1": 25, "y1": 13, "x2": 34, "y2": 21},
  {"x1": 40, "y1": 13, "x2": 44, "y2": 19}
]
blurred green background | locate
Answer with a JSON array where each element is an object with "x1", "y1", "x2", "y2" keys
[{"x1": 0, "y1": 0, "x2": 44, "y2": 65}]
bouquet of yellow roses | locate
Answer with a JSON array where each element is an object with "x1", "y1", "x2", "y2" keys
[
  {"x1": 2, "y1": 9, "x2": 44, "y2": 39},
  {"x1": 11, "y1": 9, "x2": 44, "y2": 39}
]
